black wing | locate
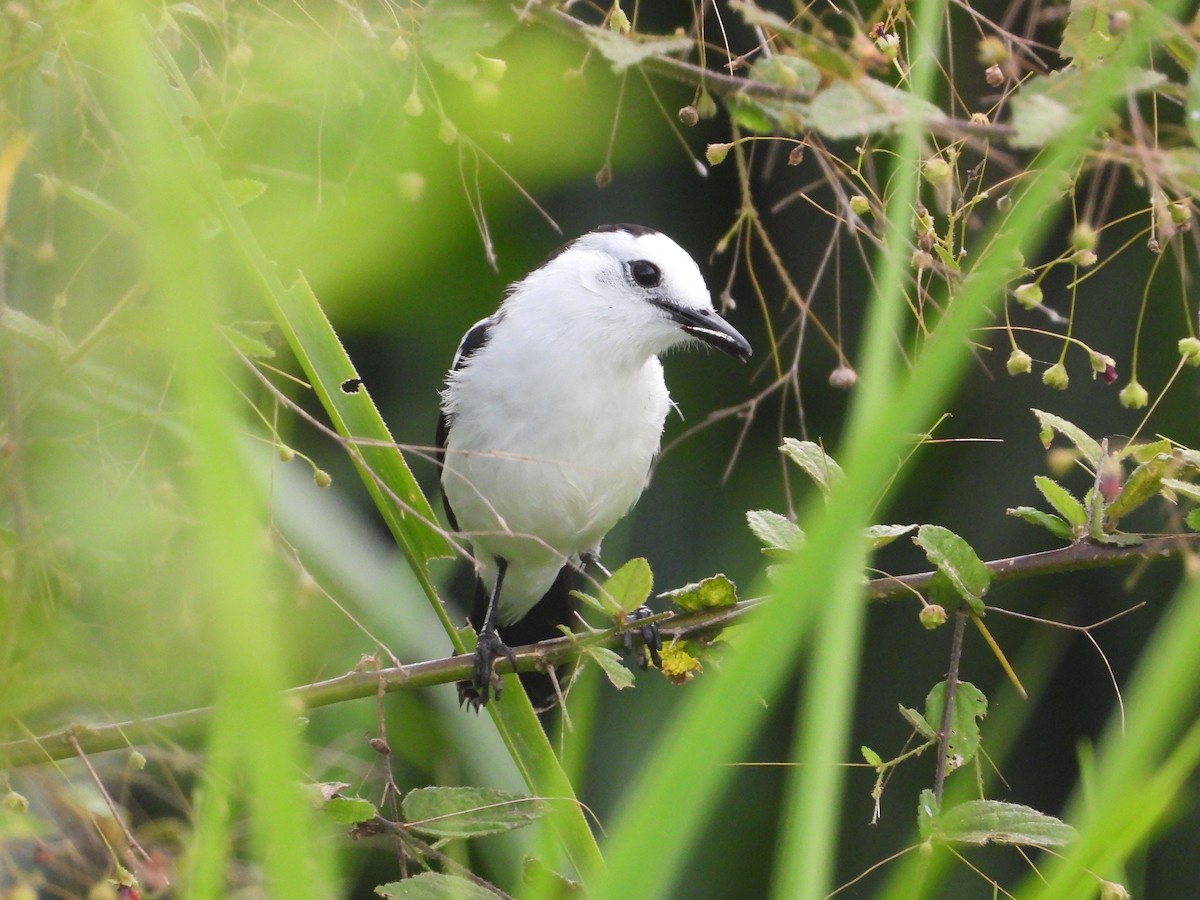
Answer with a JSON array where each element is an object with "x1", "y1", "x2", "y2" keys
[{"x1": 435, "y1": 315, "x2": 496, "y2": 531}]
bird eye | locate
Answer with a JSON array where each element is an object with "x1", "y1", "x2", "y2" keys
[{"x1": 629, "y1": 260, "x2": 662, "y2": 288}]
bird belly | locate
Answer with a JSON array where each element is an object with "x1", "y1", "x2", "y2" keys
[{"x1": 442, "y1": 363, "x2": 669, "y2": 623}]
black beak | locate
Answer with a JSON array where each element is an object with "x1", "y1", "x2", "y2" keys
[
  {"x1": 663, "y1": 302, "x2": 752, "y2": 361},
  {"x1": 667, "y1": 303, "x2": 748, "y2": 360}
]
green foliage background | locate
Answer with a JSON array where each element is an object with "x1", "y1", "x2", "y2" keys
[{"x1": 2, "y1": 1, "x2": 1200, "y2": 898}]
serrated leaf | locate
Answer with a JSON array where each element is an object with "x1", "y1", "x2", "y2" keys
[
  {"x1": 1125, "y1": 438, "x2": 1174, "y2": 463},
  {"x1": 932, "y1": 799, "x2": 1078, "y2": 848},
  {"x1": 747, "y1": 509, "x2": 804, "y2": 556},
  {"x1": 402, "y1": 786, "x2": 548, "y2": 839},
  {"x1": 914, "y1": 525, "x2": 990, "y2": 614},
  {"x1": 781, "y1": 439, "x2": 845, "y2": 495},
  {"x1": 323, "y1": 796, "x2": 377, "y2": 824},
  {"x1": 1033, "y1": 476, "x2": 1088, "y2": 528},
  {"x1": 861, "y1": 746, "x2": 883, "y2": 767},
  {"x1": 924, "y1": 681, "x2": 988, "y2": 771},
  {"x1": 376, "y1": 873, "x2": 497, "y2": 899},
  {"x1": 584, "y1": 29, "x2": 694, "y2": 73},
  {"x1": 1032, "y1": 409, "x2": 1102, "y2": 467},
  {"x1": 1187, "y1": 507, "x2": 1200, "y2": 530},
  {"x1": 806, "y1": 78, "x2": 943, "y2": 140},
  {"x1": 586, "y1": 646, "x2": 636, "y2": 690},
  {"x1": 601, "y1": 558, "x2": 653, "y2": 614},
  {"x1": 224, "y1": 178, "x2": 266, "y2": 207},
  {"x1": 420, "y1": 0, "x2": 517, "y2": 80},
  {"x1": 659, "y1": 573, "x2": 738, "y2": 612},
  {"x1": 1007, "y1": 506, "x2": 1074, "y2": 541},
  {"x1": 899, "y1": 705, "x2": 938, "y2": 740},
  {"x1": 1106, "y1": 453, "x2": 1180, "y2": 523},
  {"x1": 864, "y1": 523, "x2": 918, "y2": 550}
]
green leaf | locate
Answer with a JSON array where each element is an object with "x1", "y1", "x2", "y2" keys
[
  {"x1": 805, "y1": 78, "x2": 943, "y2": 140},
  {"x1": 746, "y1": 509, "x2": 804, "y2": 556},
  {"x1": 864, "y1": 523, "x2": 917, "y2": 550},
  {"x1": 322, "y1": 796, "x2": 377, "y2": 825},
  {"x1": 917, "y1": 788, "x2": 939, "y2": 841},
  {"x1": 522, "y1": 857, "x2": 584, "y2": 896},
  {"x1": 932, "y1": 799, "x2": 1078, "y2": 848},
  {"x1": 1032, "y1": 409, "x2": 1102, "y2": 467},
  {"x1": 659, "y1": 574, "x2": 738, "y2": 612},
  {"x1": 223, "y1": 178, "x2": 267, "y2": 208},
  {"x1": 1011, "y1": 69, "x2": 1163, "y2": 148},
  {"x1": 780, "y1": 439, "x2": 845, "y2": 495},
  {"x1": 750, "y1": 56, "x2": 821, "y2": 95},
  {"x1": 1187, "y1": 507, "x2": 1200, "y2": 531},
  {"x1": 401, "y1": 786, "x2": 548, "y2": 840},
  {"x1": 601, "y1": 558, "x2": 653, "y2": 614},
  {"x1": 584, "y1": 29, "x2": 694, "y2": 73},
  {"x1": 727, "y1": 0, "x2": 854, "y2": 78},
  {"x1": 899, "y1": 705, "x2": 938, "y2": 741},
  {"x1": 913, "y1": 525, "x2": 990, "y2": 613},
  {"x1": 221, "y1": 323, "x2": 276, "y2": 359},
  {"x1": 1006, "y1": 506, "x2": 1074, "y2": 541},
  {"x1": 1060, "y1": 0, "x2": 1132, "y2": 65},
  {"x1": 1125, "y1": 438, "x2": 1174, "y2": 463},
  {"x1": 861, "y1": 746, "x2": 883, "y2": 768},
  {"x1": 376, "y1": 873, "x2": 497, "y2": 899},
  {"x1": 420, "y1": 0, "x2": 518, "y2": 81},
  {"x1": 1033, "y1": 475, "x2": 1088, "y2": 529},
  {"x1": 586, "y1": 646, "x2": 636, "y2": 690},
  {"x1": 1164, "y1": 477, "x2": 1200, "y2": 503},
  {"x1": 1106, "y1": 453, "x2": 1180, "y2": 524},
  {"x1": 924, "y1": 681, "x2": 988, "y2": 771}
]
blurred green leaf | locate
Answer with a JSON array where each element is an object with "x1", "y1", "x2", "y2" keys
[
  {"x1": 322, "y1": 796, "x2": 378, "y2": 825},
  {"x1": 924, "y1": 681, "x2": 988, "y2": 771},
  {"x1": 1060, "y1": 0, "x2": 1132, "y2": 65},
  {"x1": 602, "y1": 558, "x2": 653, "y2": 615},
  {"x1": 913, "y1": 525, "x2": 990, "y2": 613},
  {"x1": 1032, "y1": 409, "x2": 1103, "y2": 466},
  {"x1": 1106, "y1": 453, "x2": 1180, "y2": 524},
  {"x1": 747, "y1": 509, "x2": 804, "y2": 556},
  {"x1": 1034, "y1": 475, "x2": 1087, "y2": 529},
  {"x1": 376, "y1": 873, "x2": 497, "y2": 899},
  {"x1": 932, "y1": 799, "x2": 1077, "y2": 847},
  {"x1": 1006, "y1": 506, "x2": 1074, "y2": 541},
  {"x1": 402, "y1": 786, "x2": 548, "y2": 839},
  {"x1": 586, "y1": 646, "x2": 637, "y2": 690},
  {"x1": 781, "y1": 439, "x2": 845, "y2": 495},
  {"x1": 864, "y1": 523, "x2": 918, "y2": 550},
  {"x1": 584, "y1": 29, "x2": 693, "y2": 73},
  {"x1": 420, "y1": 0, "x2": 518, "y2": 80},
  {"x1": 806, "y1": 79, "x2": 943, "y2": 140},
  {"x1": 660, "y1": 574, "x2": 738, "y2": 612}
]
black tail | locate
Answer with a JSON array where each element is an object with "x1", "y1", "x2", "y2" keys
[{"x1": 469, "y1": 565, "x2": 576, "y2": 712}]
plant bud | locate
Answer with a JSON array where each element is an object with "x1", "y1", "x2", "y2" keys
[
  {"x1": 985, "y1": 64, "x2": 1004, "y2": 87},
  {"x1": 1042, "y1": 362, "x2": 1069, "y2": 390},
  {"x1": 678, "y1": 105, "x2": 699, "y2": 126},
  {"x1": 706, "y1": 142, "x2": 733, "y2": 165},
  {"x1": 923, "y1": 157, "x2": 951, "y2": 186},
  {"x1": 314, "y1": 469, "x2": 332, "y2": 488},
  {"x1": 828, "y1": 363, "x2": 858, "y2": 389},
  {"x1": 1006, "y1": 348, "x2": 1032, "y2": 375},
  {"x1": 1178, "y1": 336, "x2": 1200, "y2": 366},
  {"x1": 919, "y1": 604, "x2": 947, "y2": 629},
  {"x1": 1013, "y1": 283, "x2": 1042, "y2": 308},
  {"x1": 1118, "y1": 379, "x2": 1148, "y2": 408},
  {"x1": 849, "y1": 195, "x2": 870, "y2": 216}
]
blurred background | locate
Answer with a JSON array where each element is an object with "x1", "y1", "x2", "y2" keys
[{"x1": 1, "y1": 1, "x2": 1198, "y2": 897}]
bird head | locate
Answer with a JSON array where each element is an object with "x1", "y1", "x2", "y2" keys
[{"x1": 512, "y1": 224, "x2": 752, "y2": 363}]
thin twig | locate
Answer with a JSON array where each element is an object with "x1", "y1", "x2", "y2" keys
[{"x1": 933, "y1": 608, "x2": 967, "y2": 806}]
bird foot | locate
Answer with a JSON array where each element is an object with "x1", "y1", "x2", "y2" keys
[
  {"x1": 622, "y1": 606, "x2": 663, "y2": 670},
  {"x1": 457, "y1": 628, "x2": 518, "y2": 711}
]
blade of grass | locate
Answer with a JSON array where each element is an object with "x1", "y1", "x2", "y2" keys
[
  {"x1": 99, "y1": 7, "x2": 335, "y2": 896},
  {"x1": 593, "y1": 7, "x2": 1168, "y2": 900},
  {"x1": 135, "y1": 23, "x2": 603, "y2": 880}
]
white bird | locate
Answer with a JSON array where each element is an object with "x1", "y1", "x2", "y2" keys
[{"x1": 436, "y1": 224, "x2": 751, "y2": 709}]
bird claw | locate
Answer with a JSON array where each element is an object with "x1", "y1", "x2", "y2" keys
[
  {"x1": 622, "y1": 606, "x2": 663, "y2": 670},
  {"x1": 457, "y1": 629, "x2": 518, "y2": 711}
]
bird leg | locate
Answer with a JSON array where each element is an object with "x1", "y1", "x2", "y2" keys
[{"x1": 458, "y1": 557, "x2": 518, "y2": 711}]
